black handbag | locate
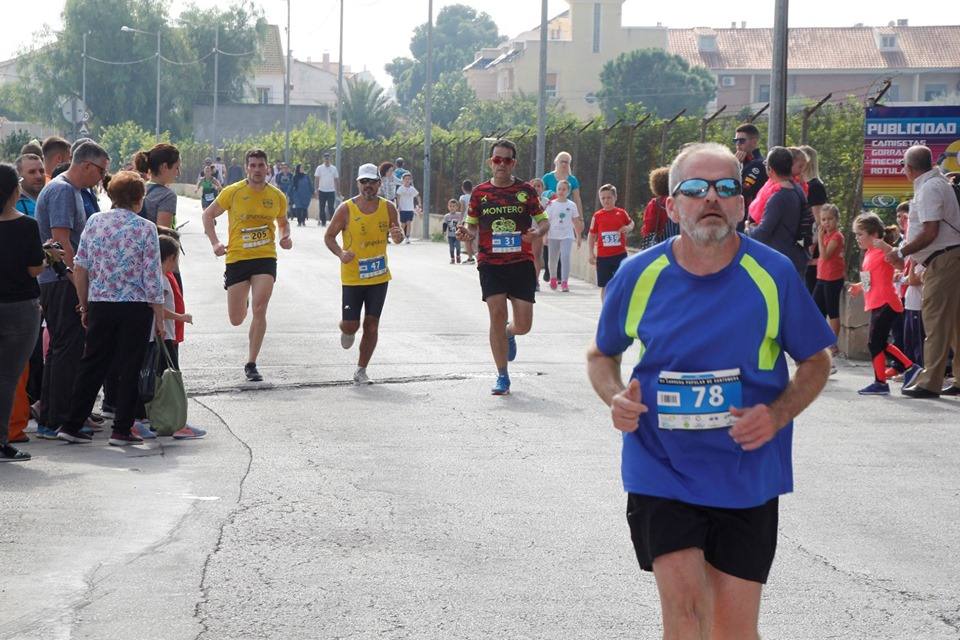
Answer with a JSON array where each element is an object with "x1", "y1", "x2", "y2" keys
[{"x1": 138, "y1": 341, "x2": 160, "y2": 402}]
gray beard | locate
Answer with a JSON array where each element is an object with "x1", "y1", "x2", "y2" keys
[{"x1": 680, "y1": 215, "x2": 735, "y2": 245}]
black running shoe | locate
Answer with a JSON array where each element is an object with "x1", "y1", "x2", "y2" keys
[{"x1": 244, "y1": 362, "x2": 263, "y2": 382}]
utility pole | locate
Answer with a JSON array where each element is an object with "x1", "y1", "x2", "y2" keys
[
  {"x1": 768, "y1": 0, "x2": 789, "y2": 148},
  {"x1": 284, "y1": 0, "x2": 291, "y2": 163},
  {"x1": 535, "y1": 0, "x2": 548, "y2": 178},
  {"x1": 212, "y1": 26, "x2": 219, "y2": 151},
  {"x1": 335, "y1": 0, "x2": 344, "y2": 180},
  {"x1": 81, "y1": 32, "x2": 87, "y2": 109},
  {"x1": 422, "y1": 0, "x2": 433, "y2": 239},
  {"x1": 155, "y1": 30, "x2": 161, "y2": 140}
]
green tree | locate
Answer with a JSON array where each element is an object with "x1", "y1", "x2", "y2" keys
[
  {"x1": 98, "y1": 120, "x2": 161, "y2": 168},
  {"x1": 387, "y1": 4, "x2": 502, "y2": 107},
  {"x1": 340, "y1": 77, "x2": 397, "y2": 140},
  {"x1": 12, "y1": 0, "x2": 262, "y2": 137},
  {"x1": 409, "y1": 72, "x2": 475, "y2": 130},
  {"x1": 598, "y1": 49, "x2": 716, "y2": 120},
  {"x1": 0, "y1": 130, "x2": 36, "y2": 162},
  {"x1": 453, "y1": 93, "x2": 576, "y2": 134}
]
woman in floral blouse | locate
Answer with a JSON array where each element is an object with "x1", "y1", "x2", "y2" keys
[{"x1": 55, "y1": 171, "x2": 165, "y2": 447}]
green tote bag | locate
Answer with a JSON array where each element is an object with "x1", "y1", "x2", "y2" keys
[{"x1": 146, "y1": 340, "x2": 188, "y2": 436}]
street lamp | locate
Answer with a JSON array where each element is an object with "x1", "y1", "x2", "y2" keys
[{"x1": 121, "y1": 25, "x2": 161, "y2": 141}]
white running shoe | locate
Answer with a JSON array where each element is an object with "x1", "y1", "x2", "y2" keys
[
  {"x1": 353, "y1": 368, "x2": 372, "y2": 385},
  {"x1": 341, "y1": 332, "x2": 355, "y2": 349}
]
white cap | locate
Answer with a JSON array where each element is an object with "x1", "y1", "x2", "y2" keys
[{"x1": 357, "y1": 163, "x2": 379, "y2": 180}]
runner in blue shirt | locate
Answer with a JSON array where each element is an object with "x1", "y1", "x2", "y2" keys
[{"x1": 587, "y1": 142, "x2": 834, "y2": 639}]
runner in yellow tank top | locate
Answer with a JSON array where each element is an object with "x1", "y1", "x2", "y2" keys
[{"x1": 325, "y1": 163, "x2": 404, "y2": 384}]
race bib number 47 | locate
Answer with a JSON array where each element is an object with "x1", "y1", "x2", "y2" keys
[
  {"x1": 656, "y1": 368, "x2": 742, "y2": 430},
  {"x1": 359, "y1": 255, "x2": 387, "y2": 279}
]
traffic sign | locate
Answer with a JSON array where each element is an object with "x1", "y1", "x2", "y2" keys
[{"x1": 60, "y1": 96, "x2": 91, "y2": 125}]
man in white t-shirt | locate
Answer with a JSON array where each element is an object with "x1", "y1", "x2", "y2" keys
[
  {"x1": 395, "y1": 172, "x2": 419, "y2": 244},
  {"x1": 882, "y1": 145, "x2": 960, "y2": 398},
  {"x1": 314, "y1": 152, "x2": 340, "y2": 227}
]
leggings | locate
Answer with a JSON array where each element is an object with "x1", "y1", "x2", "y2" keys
[
  {"x1": 548, "y1": 237, "x2": 574, "y2": 282},
  {"x1": 868, "y1": 304, "x2": 912, "y2": 383}
]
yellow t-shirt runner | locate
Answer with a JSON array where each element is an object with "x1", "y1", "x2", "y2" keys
[
  {"x1": 215, "y1": 180, "x2": 288, "y2": 265},
  {"x1": 340, "y1": 197, "x2": 392, "y2": 286}
]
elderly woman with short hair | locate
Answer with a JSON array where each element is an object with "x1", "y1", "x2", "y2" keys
[{"x1": 56, "y1": 171, "x2": 165, "y2": 447}]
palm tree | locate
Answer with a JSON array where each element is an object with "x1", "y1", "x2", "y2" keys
[{"x1": 339, "y1": 77, "x2": 397, "y2": 140}]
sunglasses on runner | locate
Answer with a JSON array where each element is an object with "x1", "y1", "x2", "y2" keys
[
  {"x1": 358, "y1": 178, "x2": 380, "y2": 185},
  {"x1": 672, "y1": 178, "x2": 742, "y2": 198},
  {"x1": 732, "y1": 137, "x2": 748, "y2": 145},
  {"x1": 490, "y1": 156, "x2": 516, "y2": 165}
]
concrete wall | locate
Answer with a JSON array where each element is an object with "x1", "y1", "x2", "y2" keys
[{"x1": 192, "y1": 103, "x2": 330, "y2": 144}]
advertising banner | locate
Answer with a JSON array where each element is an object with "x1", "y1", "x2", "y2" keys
[{"x1": 862, "y1": 105, "x2": 960, "y2": 212}]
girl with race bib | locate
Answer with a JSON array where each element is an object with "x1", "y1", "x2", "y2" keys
[
  {"x1": 848, "y1": 213, "x2": 920, "y2": 396},
  {"x1": 588, "y1": 183, "x2": 634, "y2": 300}
]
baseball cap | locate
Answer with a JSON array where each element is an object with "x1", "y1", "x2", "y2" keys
[{"x1": 357, "y1": 163, "x2": 380, "y2": 180}]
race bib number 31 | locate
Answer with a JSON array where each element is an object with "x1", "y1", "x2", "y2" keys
[
  {"x1": 241, "y1": 225, "x2": 271, "y2": 249},
  {"x1": 359, "y1": 255, "x2": 387, "y2": 279},
  {"x1": 492, "y1": 231, "x2": 522, "y2": 253},
  {"x1": 601, "y1": 231, "x2": 621, "y2": 247},
  {"x1": 656, "y1": 368, "x2": 742, "y2": 430}
]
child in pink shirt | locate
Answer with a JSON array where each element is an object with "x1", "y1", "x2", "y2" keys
[{"x1": 848, "y1": 213, "x2": 920, "y2": 395}]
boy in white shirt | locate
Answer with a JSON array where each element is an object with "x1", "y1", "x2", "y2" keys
[
  {"x1": 544, "y1": 179, "x2": 582, "y2": 292},
  {"x1": 395, "y1": 173, "x2": 419, "y2": 244}
]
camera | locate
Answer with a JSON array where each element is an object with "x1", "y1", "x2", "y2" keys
[{"x1": 42, "y1": 240, "x2": 69, "y2": 278}]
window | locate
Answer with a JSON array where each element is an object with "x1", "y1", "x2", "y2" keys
[
  {"x1": 256, "y1": 87, "x2": 271, "y2": 104},
  {"x1": 757, "y1": 83, "x2": 770, "y2": 103},
  {"x1": 886, "y1": 84, "x2": 900, "y2": 102},
  {"x1": 546, "y1": 73, "x2": 558, "y2": 98},
  {"x1": 880, "y1": 34, "x2": 897, "y2": 50},
  {"x1": 924, "y1": 83, "x2": 948, "y2": 101},
  {"x1": 593, "y1": 3, "x2": 601, "y2": 53},
  {"x1": 698, "y1": 35, "x2": 717, "y2": 52},
  {"x1": 721, "y1": 76, "x2": 736, "y2": 87}
]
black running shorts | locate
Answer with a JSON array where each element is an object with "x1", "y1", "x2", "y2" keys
[
  {"x1": 342, "y1": 282, "x2": 389, "y2": 321},
  {"x1": 223, "y1": 258, "x2": 277, "y2": 290},
  {"x1": 596, "y1": 253, "x2": 627, "y2": 288},
  {"x1": 478, "y1": 260, "x2": 536, "y2": 303},
  {"x1": 626, "y1": 493, "x2": 779, "y2": 584}
]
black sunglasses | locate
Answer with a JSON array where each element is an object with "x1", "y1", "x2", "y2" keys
[
  {"x1": 672, "y1": 178, "x2": 742, "y2": 199},
  {"x1": 733, "y1": 137, "x2": 748, "y2": 145},
  {"x1": 358, "y1": 178, "x2": 380, "y2": 185}
]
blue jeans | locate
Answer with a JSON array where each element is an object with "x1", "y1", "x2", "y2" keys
[
  {"x1": 317, "y1": 191, "x2": 336, "y2": 225},
  {"x1": 447, "y1": 236, "x2": 461, "y2": 259}
]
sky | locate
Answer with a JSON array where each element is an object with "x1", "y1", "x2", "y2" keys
[{"x1": 0, "y1": 0, "x2": 953, "y2": 89}]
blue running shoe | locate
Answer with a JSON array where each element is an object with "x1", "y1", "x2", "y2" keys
[
  {"x1": 858, "y1": 381, "x2": 890, "y2": 396},
  {"x1": 507, "y1": 333, "x2": 517, "y2": 362},
  {"x1": 132, "y1": 421, "x2": 157, "y2": 440},
  {"x1": 901, "y1": 364, "x2": 922, "y2": 390},
  {"x1": 37, "y1": 426, "x2": 60, "y2": 440},
  {"x1": 491, "y1": 374, "x2": 511, "y2": 396}
]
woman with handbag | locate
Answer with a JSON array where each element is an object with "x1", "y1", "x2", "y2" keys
[
  {"x1": 55, "y1": 171, "x2": 166, "y2": 447},
  {"x1": 640, "y1": 167, "x2": 678, "y2": 247},
  {"x1": 0, "y1": 164, "x2": 46, "y2": 461}
]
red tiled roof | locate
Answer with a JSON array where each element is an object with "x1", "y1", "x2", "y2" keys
[
  {"x1": 667, "y1": 26, "x2": 960, "y2": 71},
  {"x1": 254, "y1": 24, "x2": 285, "y2": 75}
]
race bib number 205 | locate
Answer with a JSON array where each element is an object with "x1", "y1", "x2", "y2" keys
[{"x1": 656, "y1": 368, "x2": 742, "y2": 430}]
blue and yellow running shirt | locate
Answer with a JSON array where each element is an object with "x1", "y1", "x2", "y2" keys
[{"x1": 595, "y1": 234, "x2": 835, "y2": 509}]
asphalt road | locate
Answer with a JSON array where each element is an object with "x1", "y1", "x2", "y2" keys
[{"x1": 1, "y1": 196, "x2": 957, "y2": 639}]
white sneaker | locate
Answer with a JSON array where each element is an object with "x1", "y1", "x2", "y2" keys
[
  {"x1": 404, "y1": 238, "x2": 410, "y2": 244},
  {"x1": 353, "y1": 368, "x2": 372, "y2": 385},
  {"x1": 340, "y1": 332, "x2": 355, "y2": 349}
]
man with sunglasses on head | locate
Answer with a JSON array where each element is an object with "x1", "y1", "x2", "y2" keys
[
  {"x1": 733, "y1": 123, "x2": 767, "y2": 225},
  {"x1": 35, "y1": 141, "x2": 111, "y2": 439},
  {"x1": 325, "y1": 163, "x2": 404, "y2": 385},
  {"x1": 587, "y1": 142, "x2": 833, "y2": 639},
  {"x1": 458, "y1": 139, "x2": 549, "y2": 395}
]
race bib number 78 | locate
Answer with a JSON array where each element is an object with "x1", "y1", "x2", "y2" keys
[{"x1": 656, "y1": 368, "x2": 743, "y2": 430}]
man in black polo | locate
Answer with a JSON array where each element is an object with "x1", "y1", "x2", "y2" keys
[{"x1": 733, "y1": 123, "x2": 767, "y2": 225}]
